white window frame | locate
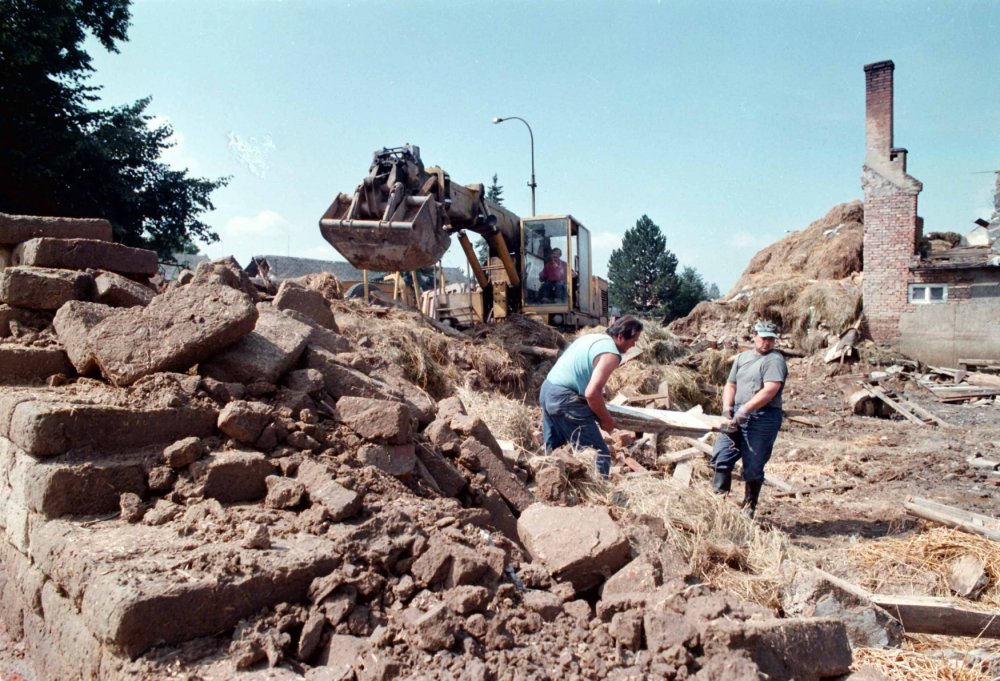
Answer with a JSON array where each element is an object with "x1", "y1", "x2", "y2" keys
[{"x1": 908, "y1": 283, "x2": 948, "y2": 304}]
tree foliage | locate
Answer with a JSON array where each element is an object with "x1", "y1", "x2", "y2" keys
[
  {"x1": 0, "y1": 0, "x2": 226, "y2": 258},
  {"x1": 608, "y1": 215, "x2": 678, "y2": 319},
  {"x1": 608, "y1": 215, "x2": 717, "y2": 322}
]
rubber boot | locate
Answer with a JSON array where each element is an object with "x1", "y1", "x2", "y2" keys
[
  {"x1": 741, "y1": 480, "x2": 764, "y2": 519},
  {"x1": 712, "y1": 468, "x2": 732, "y2": 495}
]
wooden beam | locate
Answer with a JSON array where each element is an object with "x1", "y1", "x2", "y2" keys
[
  {"x1": 672, "y1": 460, "x2": 693, "y2": 487},
  {"x1": 680, "y1": 436, "x2": 714, "y2": 456},
  {"x1": 870, "y1": 594, "x2": 1000, "y2": 638},
  {"x1": 659, "y1": 447, "x2": 701, "y2": 464},
  {"x1": 862, "y1": 384, "x2": 928, "y2": 426},
  {"x1": 904, "y1": 496, "x2": 1000, "y2": 542},
  {"x1": 773, "y1": 483, "x2": 854, "y2": 498}
]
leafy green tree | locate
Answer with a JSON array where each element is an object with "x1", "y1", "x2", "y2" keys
[
  {"x1": 706, "y1": 282, "x2": 721, "y2": 300},
  {"x1": 670, "y1": 266, "x2": 715, "y2": 321},
  {"x1": 608, "y1": 215, "x2": 678, "y2": 319},
  {"x1": 0, "y1": 0, "x2": 226, "y2": 259}
]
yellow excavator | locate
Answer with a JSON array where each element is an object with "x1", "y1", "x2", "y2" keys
[{"x1": 320, "y1": 145, "x2": 608, "y2": 329}]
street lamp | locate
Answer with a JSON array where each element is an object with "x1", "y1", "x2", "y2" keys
[{"x1": 491, "y1": 116, "x2": 536, "y2": 216}]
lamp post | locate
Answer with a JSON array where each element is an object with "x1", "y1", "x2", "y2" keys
[{"x1": 491, "y1": 116, "x2": 536, "y2": 216}]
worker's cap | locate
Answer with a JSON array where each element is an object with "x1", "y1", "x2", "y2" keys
[{"x1": 753, "y1": 320, "x2": 778, "y2": 338}]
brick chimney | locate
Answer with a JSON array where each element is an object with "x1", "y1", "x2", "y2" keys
[{"x1": 861, "y1": 60, "x2": 923, "y2": 345}]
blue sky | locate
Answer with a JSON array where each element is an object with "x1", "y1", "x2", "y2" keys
[{"x1": 88, "y1": 0, "x2": 999, "y2": 293}]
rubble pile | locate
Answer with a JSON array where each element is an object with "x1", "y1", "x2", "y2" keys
[
  {"x1": 0, "y1": 213, "x2": 857, "y2": 679},
  {"x1": 671, "y1": 201, "x2": 865, "y2": 352}
]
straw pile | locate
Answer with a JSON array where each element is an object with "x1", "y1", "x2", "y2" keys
[
  {"x1": 854, "y1": 646, "x2": 992, "y2": 681},
  {"x1": 456, "y1": 386, "x2": 539, "y2": 451},
  {"x1": 847, "y1": 527, "x2": 1000, "y2": 609}
]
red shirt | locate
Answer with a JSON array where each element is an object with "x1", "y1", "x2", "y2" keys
[{"x1": 541, "y1": 258, "x2": 566, "y2": 282}]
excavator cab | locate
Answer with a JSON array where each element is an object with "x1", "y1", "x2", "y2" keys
[{"x1": 521, "y1": 216, "x2": 603, "y2": 327}]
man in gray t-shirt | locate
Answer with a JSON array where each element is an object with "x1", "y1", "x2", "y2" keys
[{"x1": 711, "y1": 320, "x2": 788, "y2": 518}]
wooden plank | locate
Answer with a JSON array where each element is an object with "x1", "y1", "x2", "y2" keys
[
  {"x1": 869, "y1": 594, "x2": 1000, "y2": 638},
  {"x1": 862, "y1": 384, "x2": 929, "y2": 426},
  {"x1": 608, "y1": 404, "x2": 725, "y2": 436},
  {"x1": 659, "y1": 447, "x2": 701, "y2": 464},
  {"x1": 680, "y1": 436, "x2": 714, "y2": 456},
  {"x1": 959, "y1": 358, "x2": 1000, "y2": 368},
  {"x1": 964, "y1": 372, "x2": 1000, "y2": 389},
  {"x1": 895, "y1": 397, "x2": 950, "y2": 427},
  {"x1": 904, "y1": 496, "x2": 1000, "y2": 542},
  {"x1": 787, "y1": 414, "x2": 824, "y2": 428},
  {"x1": 672, "y1": 460, "x2": 693, "y2": 487},
  {"x1": 622, "y1": 456, "x2": 648, "y2": 474},
  {"x1": 763, "y1": 475, "x2": 796, "y2": 493}
]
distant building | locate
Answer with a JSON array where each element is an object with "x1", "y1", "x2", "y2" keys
[
  {"x1": 862, "y1": 60, "x2": 1000, "y2": 365},
  {"x1": 160, "y1": 253, "x2": 209, "y2": 281}
]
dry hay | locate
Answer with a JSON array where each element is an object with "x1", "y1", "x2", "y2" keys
[
  {"x1": 606, "y1": 361, "x2": 710, "y2": 411},
  {"x1": 360, "y1": 316, "x2": 455, "y2": 399},
  {"x1": 463, "y1": 341, "x2": 527, "y2": 392},
  {"x1": 854, "y1": 646, "x2": 992, "y2": 681},
  {"x1": 847, "y1": 527, "x2": 1000, "y2": 609},
  {"x1": 455, "y1": 386, "x2": 539, "y2": 451},
  {"x1": 636, "y1": 324, "x2": 690, "y2": 364},
  {"x1": 616, "y1": 476, "x2": 793, "y2": 608},
  {"x1": 697, "y1": 348, "x2": 732, "y2": 386}
]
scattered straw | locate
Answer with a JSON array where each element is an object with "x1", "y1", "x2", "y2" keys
[
  {"x1": 848, "y1": 527, "x2": 1000, "y2": 609},
  {"x1": 455, "y1": 386, "x2": 538, "y2": 451},
  {"x1": 854, "y1": 646, "x2": 992, "y2": 681}
]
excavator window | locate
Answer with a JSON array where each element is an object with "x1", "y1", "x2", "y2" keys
[{"x1": 523, "y1": 218, "x2": 569, "y2": 306}]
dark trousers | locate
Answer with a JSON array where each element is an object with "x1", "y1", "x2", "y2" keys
[
  {"x1": 710, "y1": 405, "x2": 782, "y2": 482},
  {"x1": 539, "y1": 381, "x2": 611, "y2": 476}
]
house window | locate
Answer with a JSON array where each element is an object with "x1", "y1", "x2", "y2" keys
[{"x1": 908, "y1": 284, "x2": 948, "y2": 304}]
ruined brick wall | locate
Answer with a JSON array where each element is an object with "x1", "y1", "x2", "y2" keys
[{"x1": 861, "y1": 60, "x2": 923, "y2": 345}]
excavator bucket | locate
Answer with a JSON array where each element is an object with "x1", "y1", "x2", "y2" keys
[{"x1": 319, "y1": 191, "x2": 451, "y2": 272}]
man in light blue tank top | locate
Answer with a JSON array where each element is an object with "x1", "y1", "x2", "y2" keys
[{"x1": 540, "y1": 315, "x2": 644, "y2": 477}]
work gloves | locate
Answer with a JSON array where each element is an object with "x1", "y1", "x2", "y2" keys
[{"x1": 720, "y1": 407, "x2": 749, "y2": 434}]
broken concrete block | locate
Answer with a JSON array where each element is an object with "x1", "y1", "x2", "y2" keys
[
  {"x1": 313, "y1": 634, "x2": 370, "y2": 677},
  {"x1": 218, "y1": 400, "x2": 272, "y2": 445},
  {"x1": 946, "y1": 554, "x2": 989, "y2": 599},
  {"x1": 163, "y1": 436, "x2": 205, "y2": 468},
  {"x1": 52, "y1": 300, "x2": 114, "y2": 374},
  {"x1": 297, "y1": 459, "x2": 362, "y2": 521},
  {"x1": 781, "y1": 566, "x2": 903, "y2": 649},
  {"x1": 334, "y1": 396, "x2": 413, "y2": 445},
  {"x1": 424, "y1": 418, "x2": 462, "y2": 450},
  {"x1": 305, "y1": 346, "x2": 396, "y2": 400},
  {"x1": 643, "y1": 608, "x2": 699, "y2": 652},
  {"x1": 0, "y1": 346, "x2": 72, "y2": 384},
  {"x1": 284, "y1": 368, "x2": 325, "y2": 394},
  {"x1": 199, "y1": 377, "x2": 245, "y2": 405},
  {"x1": 415, "y1": 446, "x2": 467, "y2": 497},
  {"x1": 458, "y1": 437, "x2": 534, "y2": 513},
  {"x1": 609, "y1": 610, "x2": 643, "y2": 650},
  {"x1": 94, "y1": 271, "x2": 155, "y2": 307},
  {"x1": 450, "y1": 414, "x2": 505, "y2": 459},
  {"x1": 703, "y1": 617, "x2": 853, "y2": 681},
  {"x1": 119, "y1": 493, "x2": 145, "y2": 523},
  {"x1": 13, "y1": 237, "x2": 158, "y2": 277},
  {"x1": 477, "y1": 487, "x2": 520, "y2": 543},
  {"x1": 523, "y1": 590, "x2": 563, "y2": 622},
  {"x1": 202, "y1": 304, "x2": 312, "y2": 385},
  {"x1": 406, "y1": 603, "x2": 457, "y2": 652},
  {"x1": 436, "y1": 396, "x2": 467, "y2": 422},
  {"x1": 371, "y1": 370, "x2": 437, "y2": 425},
  {"x1": 274, "y1": 280, "x2": 337, "y2": 329},
  {"x1": 358, "y1": 443, "x2": 417, "y2": 477},
  {"x1": 0, "y1": 390, "x2": 219, "y2": 457},
  {"x1": 191, "y1": 450, "x2": 273, "y2": 503},
  {"x1": 602, "y1": 557, "x2": 662, "y2": 598},
  {"x1": 411, "y1": 534, "x2": 504, "y2": 590},
  {"x1": 265, "y1": 475, "x2": 306, "y2": 509},
  {"x1": 0, "y1": 266, "x2": 93, "y2": 309},
  {"x1": 517, "y1": 503, "x2": 630, "y2": 592},
  {"x1": 191, "y1": 256, "x2": 259, "y2": 301},
  {"x1": 0, "y1": 213, "x2": 112, "y2": 245},
  {"x1": 89, "y1": 283, "x2": 258, "y2": 386}
]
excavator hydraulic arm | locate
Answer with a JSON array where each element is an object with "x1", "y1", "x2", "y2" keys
[{"x1": 319, "y1": 145, "x2": 519, "y2": 272}]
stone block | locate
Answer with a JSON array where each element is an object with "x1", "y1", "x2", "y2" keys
[
  {"x1": 202, "y1": 304, "x2": 311, "y2": 385},
  {"x1": 284, "y1": 309, "x2": 352, "y2": 355},
  {"x1": 217, "y1": 400, "x2": 273, "y2": 444},
  {"x1": 274, "y1": 280, "x2": 337, "y2": 329},
  {"x1": 602, "y1": 557, "x2": 662, "y2": 598},
  {"x1": 30, "y1": 520, "x2": 339, "y2": 659},
  {"x1": 0, "y1": 213, "x2": 112, "y2": 245},
  {"x1": 410, "y1": 534, "x2": 503, "y2": 590},
  {"x1": 0, "y1": 390, "x2": 218, "y2": 457},
  {"x1": 191, "y1": 450, "x2": 273, "y2": 503},
  {"x1": 265, "y1": 475, "x2": 306, "y2": 509},
  {"x1": 0, "y1": 266, "x2": 93, "y2": 309},
  {"x1": 334, "y1": 396, "x2": 413, "y2": 445},
  {"x1": 191, "y1": 256, "x2": 259, "y2": 301},
  {"x1": 305, "y1": 346, "x2": 396, "y2": 400},
  {"x1": 477, "y1": 487, "x2": 520, "y2": 543},
  {"x1": 284, "y1": 368, "x2": 325, "y2": 394},
  {"x1": 358, "y1": 443, "x2": 417, "y2": 477},
  {"x1": 414, "y1": 446, "x2": 466, "y2": 497},
  {"x1": 517, "y1": 503, "x2": 630, "y2": 592},
  {"x1": 522, "y1": 590, "x2": 563, "y2": 622},
  {"x1": 297, "y1": 459, "x2": 362, "y2": 521},
  {"x1": 53, "y1": 300, "x2": 115, "y2": 373},
  {"x1": 90, "y1": 283, "x2": 258, "y2": 386},
  {"x1": 0, "y1": 246, "x2": 8, "y2": 269},
  {"x1": 371, "y1": 370, "x2": 436, "y2": 425},
  {"x1": 458, "y1": 437, "x2": 533, "y2": 513},
  {"x1": 313, "y1": 634, "x2": 369, "y2": 678},
  {"x1": 0, "y1": 345, "x2": 72, "y2": 384},
  {"x1": 95, "y1": 271, "x2": 155, "y2": 307},
  {"x1": 703, "y1": 617, "x2": 853, "y2": 681},
  {"x1": 163, "y1": 436, "x2": 205, "y2": 468},
  {"x1": 424, "y1": 418, "x2": 462, "y2": 450},
  {"x1": 14, "y1": 237, "x2": 158, "y2": 276}
]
